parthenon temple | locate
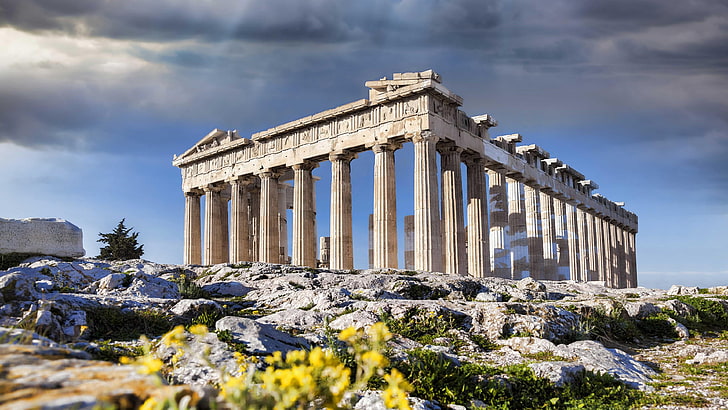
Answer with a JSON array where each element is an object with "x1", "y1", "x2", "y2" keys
[{"x1": 173, "y1": 70, "x2": 638, "y2": 288}]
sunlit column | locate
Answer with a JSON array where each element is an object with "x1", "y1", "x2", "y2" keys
[
  {"x1": 329, "y1": 151, "x2": 355, "y2": 270},
  {"x1": 373, "y1": 142, "x2": 399, "y2": 268},
  {"x1": 576, "y1": 206, "x2": 590, "y2": 282},
  {"x1": 539, "y1": 190, "x2": 557, "y2": 280},
  {"x1": 229, "y1": 177, "x2": 252, "y2": 263},
  {"x1": 524, "y1": 184, "x2": 544, "y2": 279},
  {"x1": 465, "y1": 156, "x2": 489, "y2": 277},
  {"x1": 440, "y1": 143, "x2": 466, "y2": 275},
  {"x1": 565, "y1": 201, "x2": 581, "y2": 281},
  {"x1": 507, "y1": 177, "x2": 528, "y2": 279},
  {"x1": 258, "y1": 169, "x2": 281, "y2": 264},
  {"x1": 412, "y1": 132, "x2": 442, "y2": 272},
  {"x1": 183, "y1": 189, "x2": 202, "y2": 265},
  {"x1": 203, "y1": 183, "x2": 225, "y2": 265},
  {"x1": 292, "y1": 162, "x2": 317, "y2": 267},
  {"x1": 553, "y1": 196, "x2": 569, "y2": 280},
  {"x1": 488, "y1": 168, "x2": 510, "y2": 278}
]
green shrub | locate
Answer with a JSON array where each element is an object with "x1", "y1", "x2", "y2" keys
[
  {"x1": 670, "y1": 296, "x2": 728, "y2": 333},
  {"x1": 0, "y1": 253, "x2": 42, "y2": 271},
  {"x1": 379, "y1": 307, "x2": 465, "y2": 345},
  {"x1": 173, "y1": 273, "x2": 210, "y2": 299}
]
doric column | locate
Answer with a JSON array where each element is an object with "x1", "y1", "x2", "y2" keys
[
  {"x1": 292, "y1": 162, "x2": 317, "y2": 267},
  {"x1": 616, "y1": 225, "x2": 626, "y2": 288},
  {"x1": 576, "y1": 207, "x2": 590, "y2": 282},
  {"x1": 507, "y1": 177, "x2": 528, "y2": 279},
  {"x1": 329, "y1": 151, "x2": 355, "y2": 270},
  {"x1": 258, "y1": 169, "x2": 281, "y2": 264},
  {"x1": 553, "y1": 197, "x2": 569, "y2": 280},
  {"x1": 439, "y1": 143, "x2": 466, "y2": 275},
  {"x1": 404, "y1": 215, "x2": 415, "y2": 270},
  {"x1": 565, "y1": 202, "x2": 581, "y2": 281},
  {"x1": 539, "y1": 190, "x2": 558, "y2": 280},
  {"x1": 628, "y1": 230, "x2": 638, "y2": 287},
  {"x1": 218, "y1": 187, "x2": 230, "y2": 264},
  {"x1": 607, "y1": 220, "x2": 618, "y2": 287},
  {"x1": 465, "y1": 156, "x2": 489, "y2": 278},
  {"x1": 622, "y1": 228, "x2": 633, "y2": 287},
  {"x1": 412, "y1": 132, "x2": 442, "y2": 272},
  {"x1": 248, "y1": 185, "x2": 260, "y2": 261},
  {"x1": 524, "y1": 184, "x2": 544, "y2": 279},
  {"x1": 229, "y1": 177, "x2": 252, "y2": 263},
  {"x1": 593, "y1": 215, "x2": 606, "y2": 283},
  {"x1": 488, "y1": 168, "x2": 510, "y2": 278},
  {"x1": 585, "y1": 211, "x2": 598, "y2": 281},
  {"x1": 278, "y1": 183, "x2": 291, "y2": 263},
  {"x1": 372, "y1": 142, "x2": 399, "y2": 269},
  {"x1": 601, "y1": 218, "x2": 613, "y2": 286},
  {"x1": 203, "y1": 184, "x2": 226, "y2": 265},
  {"x1": 183, "y1": 189, "x2": 202, "y2": 265}
]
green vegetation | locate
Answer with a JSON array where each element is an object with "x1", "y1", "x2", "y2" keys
[
  {"x1": 173, "y1": 272, "x2": 210, "y2": 299},
  {"x1": 379, "y1": 307, "x2": 465, "y2": 345},
  {"x1": 97, "y1": 219, "x2": 144, "y2": 260},
  {"x1": 85, "y1": 306, "x2": 173, "y2": 341},
  {"x1": 394, "y1": 349, "x2": 644, "y2": 409},
  {"x1": 89, "y1": 340, "x2": 144, "y2": 362},
  {"x1": 669, "y1": 296, "x2": 728, "y2": 334},
  {"x1": 0, "y1": 252, "x2": 42, "y2": 271}
]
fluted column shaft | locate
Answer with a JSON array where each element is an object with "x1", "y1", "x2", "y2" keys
[
  {"x1": 249, "y1": 186, "x2": 260, "y2": 261},
  {"x1": 616, "y1": 226, "x2": 626, "y2": 288},
  {"x1": 524, "y1": 184, "x2": 544, "y2": 279},
  {"x1": 507, "y1": 178, "x2": 528, "y2": 279},
  {"x1": 440, "y1": 144, "x2": 466, "y2": 275},
  {"x1": 565, "y1": 202, "x2": 580, "y2": 281},
  {"x1": 183, "y1": 190, "x2": 202, "y2": 265},
  {"x1": 229, "y1": 178, "x2": 251, "y2": 263},
  {"x1": 627, "y1": 231, "x2": 638, "y2": 287},
  {"x1": 373, "y1": 143, "x2": 398, "y2": 268},
  {"x1": 608, "y1": 221, "x2": 618, "y2": 287},
  {"x1": 539, "y1": 191, "x2": 557, "y2": 280},
  {"x1": 258, "y1": 170, "x2": 280, "y2": 264},
  {"x1": 602, "y1": 219, "x2": 613, "y2": 286},
  {"x1": 553, "y1": 197, "x2": 569, "y2": 280},
  {"x1": 488, "y1": 169, "x2": 510, "y2": 278},
  {"x1": 329, "y1": 152, "x2": 355, "y2": 270},
  {"x1": 576, "y1": 207, "x2": 590, "y2": 282},
  {"x1": 203, "y1": 184, "x2": 225, "y2": 265},
  {"x1": 218, "y1": 189, "x2": 229, "y2": 264},
  {"x1": 586, "y1": 212, "x2": 598, "y2": 281},
  {"x1": 594, "y1": 215, "x2": 606, "y2": 283},
  {"x1": 413, "y1": 132, "x2": 442, "y2": 272},
  {"x1": 466, "y1": 157, "x2": 489, "y2": 278},
  {"x1": 292, "y1": 163, "x2": 317, "y2": 267}
]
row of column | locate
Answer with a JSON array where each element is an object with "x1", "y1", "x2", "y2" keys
[{"x1": 182, "y1": 134, "x2": 637, "y2": 287}]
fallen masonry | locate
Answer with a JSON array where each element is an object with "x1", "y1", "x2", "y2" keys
[{"x1": 1, "y1": 257, "x2": 728, "y2": 408}]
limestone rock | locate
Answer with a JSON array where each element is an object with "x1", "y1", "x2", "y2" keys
[
  {"x1": 528, "y1": 361, "x2": 586, "y2": 387},
  {"x1": 496, "y1": 336, "x2": 557, "y2": 355},
  {"x1": 215, "y1": 316, "x2": 309, "y2": 355},
  {"x1": 0, "y1": 218, "x2": 85, "y2": 258},
  {"x1": 155, "y1": 330, "x2": 241, "y2": 386},
  {"x1": 667, "y1": 285, "x2": 699, "y2": 296},
  {"x1": 257, "y1": 308, "x2": 327, "y2": 330},
  {"x1": 624, "y1": 302, "x2": 661, "y2": 319},
  {"x1": 201, "y1": 281, "x2": 250, "y2": 297},
  {"x1": 170, "y1": 299, "x2": 223, "y2": 319}
]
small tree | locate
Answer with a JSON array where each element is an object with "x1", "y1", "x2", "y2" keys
[{"x1": 97, "y1": 219, "x2": 144, "y2": 260}]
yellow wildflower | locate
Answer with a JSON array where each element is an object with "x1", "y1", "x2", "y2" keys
[
  {"x1": 361, "y1": 350, "x2": 388, "y2": 369},
  {"x1": 383, "y1": 369, "x2": 412, "y2": 410},
  {"x1": 138, "y1": 355, "x2": 163, "y2": 375},
  {"x1": 139, "y1": 396, "x2": 159, "y2": 410},
  {"x1": 338, "y1": 326, "x2": 358, "y2": 342},
  {"x1": 368, "y1": 322, "x2": 393, "y2": 345},
  {"x1": 161, "y1": 325, "x2": 186, "y2": 347},
  {"x1": 188, "y1": 324, "x2": 208, "y2": 336}
]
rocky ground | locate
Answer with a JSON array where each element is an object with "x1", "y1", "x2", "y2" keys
[{"x1": 0, "y1": 256, "x2": 726, "y2": 409}]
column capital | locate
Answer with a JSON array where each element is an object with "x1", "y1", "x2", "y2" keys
[
  {"x1": 291, "y1": 160, "x2": 319, "y2": 172},
  {"x1": 329, "y1": 150, "x2": 357, "y2": 162},
  {"x1": 255, "y1": 168, "x2": 281, "y2": 179},
  {"x1": 411, "y1": 131, "x2": 439, "y2": 145},
  {"x1": 437, "y1": 141, "x2": 464, "y2": 156},
  {"x1": 202, "y1": 183, "x2": 226, "y2": 193},
  {"x1": 226, "y1": 175, "x2": 255, "y2": 186},
  {"x1": 184, "y1": 188, "x2": 204, "y2": 196},
  {"x1": 372, "y1": 142, "x2": 401, "y2": 153},
  {"x1": 461, "y1": 152, "x2": 484, "y2": 167}
]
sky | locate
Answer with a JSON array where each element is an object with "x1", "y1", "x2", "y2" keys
[{"x1": 0, "y1": 0, "x2": 726, "y2": 289}]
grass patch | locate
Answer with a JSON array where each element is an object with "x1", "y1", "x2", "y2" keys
[
  {"x1": 173, "y1": 273, "x2": 211, "y2": 299},
  {"x1": 379, "y1": 307, "x2": 465, "y2": 345},
  {"x1": 0, "y1": 252, "x2": 43, "y2": 270},
  {"x1": 669, "y1": 296, "x2": 728, "y2": 334},
  {"x1": 85, "y1": 307, "x2": 174, "y2": 341}
]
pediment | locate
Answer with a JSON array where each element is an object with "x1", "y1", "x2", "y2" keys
[{"x1": 175, "y1": 129, "x2": 241, "y2": 161}]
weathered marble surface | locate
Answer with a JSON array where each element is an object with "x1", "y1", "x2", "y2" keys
[{"x1": 0, "y1": 218, "x2": 85, "y2": 258}]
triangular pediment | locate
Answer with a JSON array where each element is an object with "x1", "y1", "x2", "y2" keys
[{"x1": 175, "y1": 128, "x2": 237, "y2": 161}]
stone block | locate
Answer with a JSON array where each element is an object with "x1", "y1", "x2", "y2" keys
[{"x1": 0, "y1": 218, "x2": 85, "y2": 258}]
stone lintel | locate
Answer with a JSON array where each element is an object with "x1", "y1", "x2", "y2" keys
[
  {"x1": 472, "y1": 114, "x2": 498, "y2": 129},
  {"x1": 495, "y1": 133, "x2": 523, "y2": 143},
  {"x1": 185, "y1": 187, "x2": 204, "y2": 196},
  {"x1": 615, "y1": 201, "x2": 625, "y2": 207}
]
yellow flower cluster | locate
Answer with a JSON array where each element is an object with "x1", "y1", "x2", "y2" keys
[{"x1": 135, "y1": 322, "x2": 412, "y2": 410}]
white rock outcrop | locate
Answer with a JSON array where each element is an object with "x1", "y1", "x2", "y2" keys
[{"x1": 0, "y1": 218, "x2": 85, "y2": 258}]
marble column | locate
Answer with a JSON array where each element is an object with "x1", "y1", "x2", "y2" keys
[
  {"x1": 440, "y1": 143, "x2": 466, "y2": 275},
  {"x1": 249, "y1": 185, "x2": 260, "y2": 262},
  {"x1": 488, "y1": 169, "x2": 510, "y2": 278},
  {"x1": 524, "y1": 184, "x2": 544, "y2": 279},
  {"x1": 539, "y1": 191, "x2": 558, "y2": 280},
  {"x1": 183, "y1": 189, "x2": 202, "y2": 265},
  {"x1": 278, "y1": 183, "x2": 291, "y2": 263},
  {"x1": 217, "y1": 188, "x2": 230, "y2": 264},
  {"x1": 292, "y1": 162, "x2": 317, "y2": 267},
  {"x1": 373, "y1": 143, "x2": 398, "y2": 269},
  {"x1": 412, "y1": 132, "x2": 442, "y2": 272},
  {"x1": 565, "y1": 202, "x2": 581, "y2": 281},
  {"x1": 329, "y1": 152, "x2": 355, "y2": 270},
  {"x1": 203, "y1": 184, "x2": 225, "y2": 265},
  {"x1": 616, "y1": 225, "x2": 626, "y2": 288},
  {"x1": 229, "y1": 177, "x2": 251, "y2": 263},
  {"x1": 507, "y1": 177, "x2": 528, "y2": 279},
  {"x1": 623, "y1": 228, "x2": 633, "y2": 288},
  {"x1": 465, "y1": 156, "x2": 489, "y2": 278},
  {"x1": 628, "y1": 230, "x2": 638, "y2": 287},
  {"x1": 607, "y1": 221, "x2": 618, "y2": 287},
  {"x1": 594, "y1": 215, "x2": 606, "y2": 283},
  {"x1": 258, "y1": 170, "x2": 280, "y2": 264},
  {"x1": 586, "y1": 212, "x2": 598, "y2": 281},
  {"x1": 576, "y1": 207, "x2": 590, "y2": 282},
  {"x1": 553, "y1": 197, "x2": 570, "y2": 280},
  {"x1": 404, "y1": 215, "x2": 415, "y2": 270},
  {"x1": 601, "y1": 218, "x2": 613, "y2": 287}
]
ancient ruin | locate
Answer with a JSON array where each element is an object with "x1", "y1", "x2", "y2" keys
[{"x1": 173, "y1": 70, "x2": 637, "y2": 288}]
